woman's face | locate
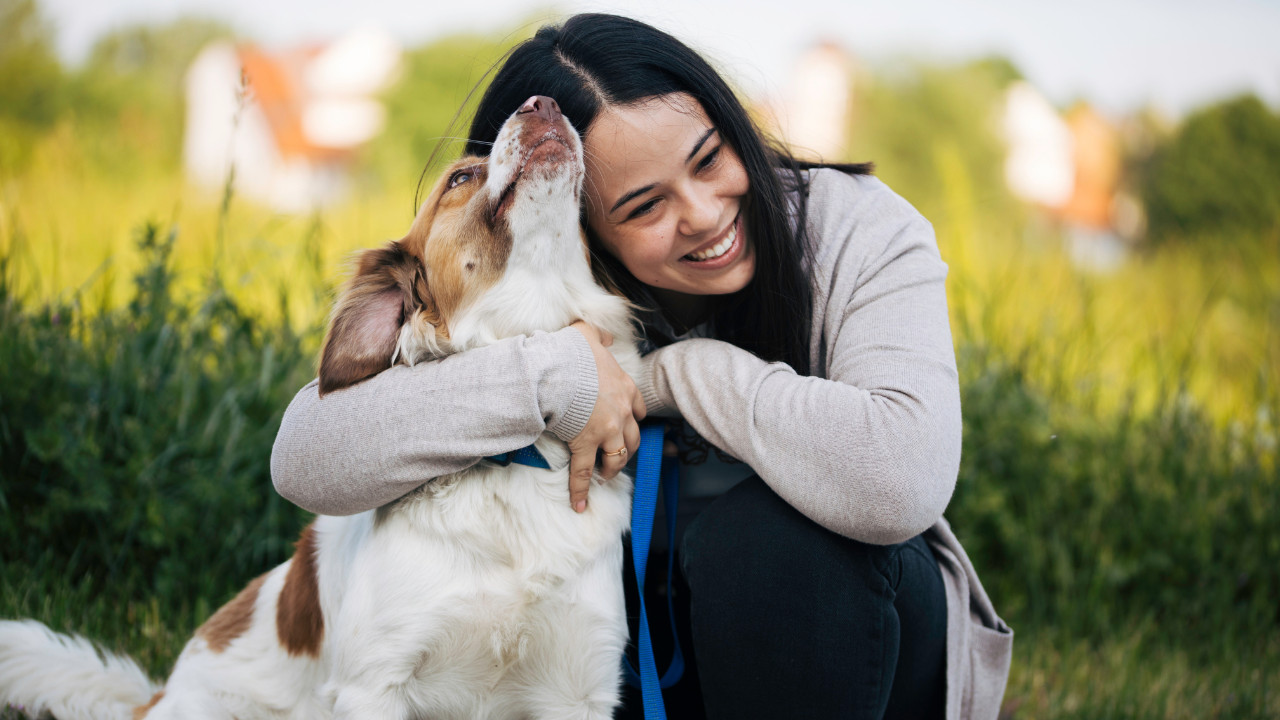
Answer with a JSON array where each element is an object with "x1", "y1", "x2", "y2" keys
[{"x1": 582, "y1": 93, "x2": 754, "y2": 297}]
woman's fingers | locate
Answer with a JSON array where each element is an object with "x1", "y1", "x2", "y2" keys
[
  {"x1": 567, "y1": 444, "x2": 595, "y2": 513},
  {"x1": 598, "y1": 442, "x2": 627, "y2": 480},
  {"x1": 632, "y1": 389, "x2": 648, "y2": 421},
  {"x1": 599, "y1": 418, "x2": 641, "y2": 480},
  {"x1": 625, "y1": 421, "x2": 641, "y2": 458}
]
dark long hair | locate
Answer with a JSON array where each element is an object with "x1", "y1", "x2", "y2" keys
[{"x1": 465, "y1": 14, "x2": 870, "y2": 374}]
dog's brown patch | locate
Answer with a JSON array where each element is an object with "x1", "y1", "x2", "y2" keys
[
  {"x1": 319, "y1": 241, "x2": 435, "y2": 394},
  {"x1": 132, "y1": 690, "x2": 165, "y2": 719},
  {"x1": 405, "y1": 158, "x2": 512, "y2": 325},
  {"x1": 276, "y1": 522, "x2": 324, "y2": 657},
  {"x1": 196, "y1": 574, "x2": 266, "y2": 653},
  {"x1": 318, "y1": 155, "x2": 512, "y2": 395}
]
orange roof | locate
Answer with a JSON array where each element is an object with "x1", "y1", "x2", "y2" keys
[
  {"x1": 1056, "y1": 105, "x2": 1120, "y2": 230},
  {"x1": 237, "y1": 44, "x2": 351, "y2": 162}
]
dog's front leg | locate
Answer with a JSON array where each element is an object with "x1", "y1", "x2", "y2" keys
[
  {"x1": 516, "y1": 552, "x2": 628, "y2": 720},
  {"x1": 324, "y1": 607, "x2": 441, "y2": 719},
  {"x1": 321, "y1": 534, "x2": 460, "y2": 720}
]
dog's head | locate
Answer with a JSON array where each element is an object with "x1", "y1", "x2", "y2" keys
[{"x1": 318, "y1": 95, "x2": 586, "y2": 395}]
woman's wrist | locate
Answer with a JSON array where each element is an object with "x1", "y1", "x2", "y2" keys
[{"x1": 634, "y1": 349, "x2": 673, "y2": 416}]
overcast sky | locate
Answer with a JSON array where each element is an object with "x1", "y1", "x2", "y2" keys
[{"x1": 40, "y1": 0, "x2": 1280, "y2": 117}]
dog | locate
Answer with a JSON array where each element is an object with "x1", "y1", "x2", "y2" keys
[{"x1": 0, "y1": 95, "x2": 641, "y2": 720}]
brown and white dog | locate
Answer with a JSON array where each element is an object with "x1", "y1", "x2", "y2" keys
[{"x1": 0, "y1": 96, "x2": 641, "y2": 720}]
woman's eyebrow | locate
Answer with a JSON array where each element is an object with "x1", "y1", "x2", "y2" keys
[
  {"x1": 610, "y1": 183, "x2": 657, "y2": 214},
  {"x1": 685, "y1": 127, "x2": 717, "y2": 163},
  {"x1": 609, "y1": 127, "x2": 720, "y2": 216}
]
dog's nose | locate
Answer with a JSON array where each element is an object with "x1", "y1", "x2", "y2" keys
[{"x1": 517, "y1": 95, "x2": 561, "y2": 122}]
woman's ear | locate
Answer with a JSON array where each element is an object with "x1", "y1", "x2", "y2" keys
[{"x1": 318, "y1": 242, "x2": 430, "y2": 396}]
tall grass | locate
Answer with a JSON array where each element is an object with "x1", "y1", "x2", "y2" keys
[{"x1": 0, "y1": 225, "x2": 315, "y2": 674}]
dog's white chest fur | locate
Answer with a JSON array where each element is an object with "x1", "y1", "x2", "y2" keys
[{"x1": 305, "y1": 444, "x2": 634, "y2": 718}]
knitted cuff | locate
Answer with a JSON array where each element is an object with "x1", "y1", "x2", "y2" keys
[
  {"x1": 634, "y1": 350, "x2": 672, "y2": 417},
  {"x1": 547, "y1": 329, "x2": 598, "y2": 442}
]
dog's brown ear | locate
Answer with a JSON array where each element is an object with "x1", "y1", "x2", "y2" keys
[{"x1": 318, "y1": 242, "x2": 430, "y2": 396}]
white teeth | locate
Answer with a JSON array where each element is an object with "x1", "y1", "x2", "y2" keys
[{"x1": 687, "y1": 222, "x2": 737, "y2": 261}]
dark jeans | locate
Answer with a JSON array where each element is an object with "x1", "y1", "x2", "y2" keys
[{"x1": 618, "y1": 477, "x2": 948, "y2": 720}]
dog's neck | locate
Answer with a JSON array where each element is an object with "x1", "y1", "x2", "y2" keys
[{"x1": 454, "y1": 209, "x2": 629, "y2": 349}]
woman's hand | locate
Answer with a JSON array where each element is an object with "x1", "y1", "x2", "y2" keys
[{"x1": 567, "y1": 320, "x2": 646, "y2": 513}]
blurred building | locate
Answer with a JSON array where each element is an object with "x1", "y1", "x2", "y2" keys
[
  {"x1": 1002, "y1": 81, "x2": 1075, "y2": 208},
  {"x1": 184, "y1": 27, "x2": 401, "y2": 212},
  {"x1": 1001, "y1": 81, "x2": 1132, "y2": 271},
  {"x1": 760, "y1": 42, "x2": 855, "y2": 162}
]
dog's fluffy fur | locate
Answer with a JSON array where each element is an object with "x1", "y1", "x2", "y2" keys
[{"x1": 0, "y1": 98, "x2": 640, "y2": 720}]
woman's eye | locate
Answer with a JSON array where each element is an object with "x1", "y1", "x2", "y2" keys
[
  {"x1": 450, "y1": 172, "x2": 472, "y2": 188},
  {"x1": 697, "y1": 146, "x2": 721, "y2": 172},
  {"x1": 628, "y1": 198, "x2": 659, "y2": 220}
]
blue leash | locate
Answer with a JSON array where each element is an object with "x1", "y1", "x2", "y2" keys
[
  {"x1": 486, "y1": 421, "x2": 684, "y2": 719},
  {"x1": 622, "y1": 422, "x2": 685, "y2": 718}
]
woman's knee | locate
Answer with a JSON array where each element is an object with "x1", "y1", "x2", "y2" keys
[
  {"x1": 678, "y1": 477, "x2": 905, "y2": 719},
  {"x1": 680, "y1": 476, "x2": 895, "y2": 607}
]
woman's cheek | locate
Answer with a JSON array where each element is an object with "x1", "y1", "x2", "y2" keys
[
  {"x1": 635, "y1": 233, "x2": 676, "y2": 284},
  {"x1": 613, "y1": 226, "x2": 671, "y2": 285}
]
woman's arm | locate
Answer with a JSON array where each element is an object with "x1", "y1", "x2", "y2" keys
[
  {"x1": 271, "y1": 327, "x2": 598, "y2": 516},
  {"x1": 636, "y1": 173, "x2": 962, "y2": 545}
]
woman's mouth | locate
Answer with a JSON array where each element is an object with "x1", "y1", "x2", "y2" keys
[{"x1": 680, "y1": 214, "x2": 743, "y2": 268}]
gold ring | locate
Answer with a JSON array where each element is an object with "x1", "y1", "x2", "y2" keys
[{"x1": 603, "y1": 446, "x2": 628, "y2": 457}]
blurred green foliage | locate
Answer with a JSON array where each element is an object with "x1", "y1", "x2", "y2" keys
[
  {"x1": 0, "y1": 0, "x2": 63, "y2": 170},
  {"x1": 0, "y1": 226, "x2": 315, "y2": 674},
  {"x1": 848, "y1": 58, "x2": 1020, "y2": 225},
  {"x1": 69, "y1": 18, "x2": 231, "y2": 172},
  {"x1": 951, "y1": 347, "x2": 1278, "y2": 643},
  {"x1": 1142, "y1": 95, "x2": 1280, "y2": 241},
  {"x1": 0, "y1": 0, "x2": 229, "y2": 176}
]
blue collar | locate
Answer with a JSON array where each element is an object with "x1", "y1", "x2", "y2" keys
[{"x1": 485, "y1": 445, "x2": 551, "y2": 470}]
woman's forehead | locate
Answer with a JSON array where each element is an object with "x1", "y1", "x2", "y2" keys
[{"x1": 583, "y1": 94, "x2": 713, "y2": 201}]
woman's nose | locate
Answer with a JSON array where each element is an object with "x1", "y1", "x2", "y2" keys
[{"x1": 677, "y1": 190, "x2": 721, "y2": 236}]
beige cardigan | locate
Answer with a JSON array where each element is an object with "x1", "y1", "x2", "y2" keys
[{"x1": 271, "y1": 170, "x2": 1012, "y2": 719}]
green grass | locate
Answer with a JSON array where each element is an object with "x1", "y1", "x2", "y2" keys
[{"x1": 1005, "y1": 627, "x2": 1277, "y2": 719}]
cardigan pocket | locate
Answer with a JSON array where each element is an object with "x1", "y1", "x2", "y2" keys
[{"x1": 966, "y1": 621, "x2": 1014, "y2": 720}]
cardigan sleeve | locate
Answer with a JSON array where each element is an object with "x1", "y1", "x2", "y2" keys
[
  {"x1": 634, "y1": 172, "x2": 961, "y2": 545},
  {"x1": 270, "y1": 327, "x2": 597, "y2": 516}
]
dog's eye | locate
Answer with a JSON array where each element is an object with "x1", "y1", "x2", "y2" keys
[{"x1": 450, "y1": 172, "x2": 472, "y2": 189}]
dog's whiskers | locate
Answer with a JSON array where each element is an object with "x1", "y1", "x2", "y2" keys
[{"x1": 430, "y1": 137, "x2": 496, "y2": 146}]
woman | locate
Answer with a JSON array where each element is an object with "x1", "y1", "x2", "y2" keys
[{"x1": 271, "y1": 14, "x2": 1011, "y2": 720}]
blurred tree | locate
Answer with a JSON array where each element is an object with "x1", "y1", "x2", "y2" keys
[
  {"x1": 69, "y1": 18, "x2": 232, "y2": 172},
  {"x1": 847, "y1": 57, "x2": 1020, "y2": 226},
  {"x1": 1142, "y1": 94, "x2": 1280, "y2": 241},
  {"x1": 0, "y1": 0, "x2": 64, "y2": 170},
  {"x1": 84, "y1": 18, "x2": 231, "y2": 96},
  {"x1": 969, "y1": 55, "x2": 1023, "y2": 88}
]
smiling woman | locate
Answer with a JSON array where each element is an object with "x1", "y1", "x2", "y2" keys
[
  {"x1": 584, "y1": 96, "x2": 754, "y2": 301},
  {"x1": 271, "y1": 12, "x2": 1011, "y2": 720}
]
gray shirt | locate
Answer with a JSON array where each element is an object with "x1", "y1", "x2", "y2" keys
[{"x1": 271, "y1": 170, "x2": 1012, "y2": 719}]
